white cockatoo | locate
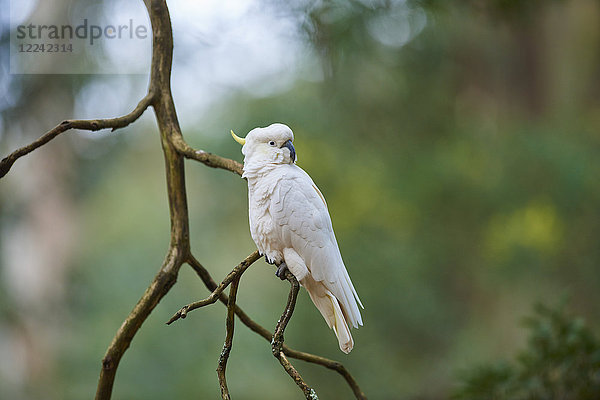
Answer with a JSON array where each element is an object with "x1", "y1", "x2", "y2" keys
[{"x1": 231, "y1": 123, "x2": 363, "y2": 353}]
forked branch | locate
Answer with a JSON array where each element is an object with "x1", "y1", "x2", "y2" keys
[
  {"x1": 166, "y1": 251, "x2": 260, "y2": 325},
  {"x1": 186, "y1": 255, "x2": 367, "y2": 400},
  {"x1": 97, "y1": 1, "x2": 189, "y2": 398}
]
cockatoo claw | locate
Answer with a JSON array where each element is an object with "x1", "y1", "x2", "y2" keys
[
  {"x1": 265, "y1": 255, "x2": 275, "y2": 265},
  {"x1": 275, "y1": 262, "x2": 289, "y2": 280}
]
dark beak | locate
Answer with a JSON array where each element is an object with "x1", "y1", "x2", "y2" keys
[{"x1": 281, "y1": 140, "x2": 296, "y2": 163}]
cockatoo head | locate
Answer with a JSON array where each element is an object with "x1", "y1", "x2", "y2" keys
[{"x1": 231, "y1": 123, "x2": 296, "y2": 167}]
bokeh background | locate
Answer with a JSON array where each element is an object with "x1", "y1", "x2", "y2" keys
[{"x1": 1, "y1": 0, "x2": 600, "y2": 399}]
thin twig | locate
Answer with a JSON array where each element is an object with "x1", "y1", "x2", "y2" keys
[
  {"x1": 186, "y1": 254, "x2": 367, "y2": 400},
  {"x1": 166, "y1": 251, "x2": 260, "y2": 325},
  {"x1": 283, "y1": 348, "x2": 367, "y2": 400},
  {"x1": 272, "y1": 270, "x2": 318, "y2": 399},
  {"x1": 171, "y1": 136, "x2": 244, "y2": 176},
  {"x1": 0, "y1": 92, "x2": 155, "y2": 178},
  {"x1": 217, "y1": 275, "x2": 241, "y2": 400}
]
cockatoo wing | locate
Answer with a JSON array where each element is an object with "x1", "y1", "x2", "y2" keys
[{"x1": 271, "y1": 166, "x2": 363, "y2": 330}]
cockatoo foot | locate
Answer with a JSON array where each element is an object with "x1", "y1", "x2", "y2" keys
[
  {"x1": 275, "y1": 262, "x2": 289, "y2": 280},
  {"x1": 264, "y1": 255, "x2": 275, "y2": 265}
]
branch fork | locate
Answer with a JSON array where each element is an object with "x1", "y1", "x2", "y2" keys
[
  {"x1": 166, "y1": 251, "x2": 259, "y2": 325},
  {"x1": 271, "y1": 270, "x2": 319, "y2": 399}
]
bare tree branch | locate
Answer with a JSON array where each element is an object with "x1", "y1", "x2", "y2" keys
[
  {"x1": 186, "y1": 255, "x2": 368, "y2": 400},
  {"x1": 217, "y1": 275, "x2": 241, "y2": 400},
  {"x1": 95, "y1": 247, "x2": 184, "y2": 400},
  {"x1": 283, "y1": 348, "x2": 368, "y2": 400},
  {"x1": 97, "y1": 1, "x2": 189, "y2": 398},
  {"x1": 271, "y1": 270, "x2": 318, "y2": 399},
  {"x1": 166, "y1": 251, "x2": 260, "y2": 325},
  {"x1": 0, "y1": 92, "x2": 155, "y2": 178},
  {"x1": 171, "y1": 136, "x2": 244, "y2": 176}
]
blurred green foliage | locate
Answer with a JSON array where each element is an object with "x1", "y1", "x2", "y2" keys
[{"x1": 454, "y1": 304, "x2": 600, "y2": 400}]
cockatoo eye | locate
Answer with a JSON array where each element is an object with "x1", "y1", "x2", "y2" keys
[{"x1": 269, "y1": 141, "x2": 276, "y2": 146}]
